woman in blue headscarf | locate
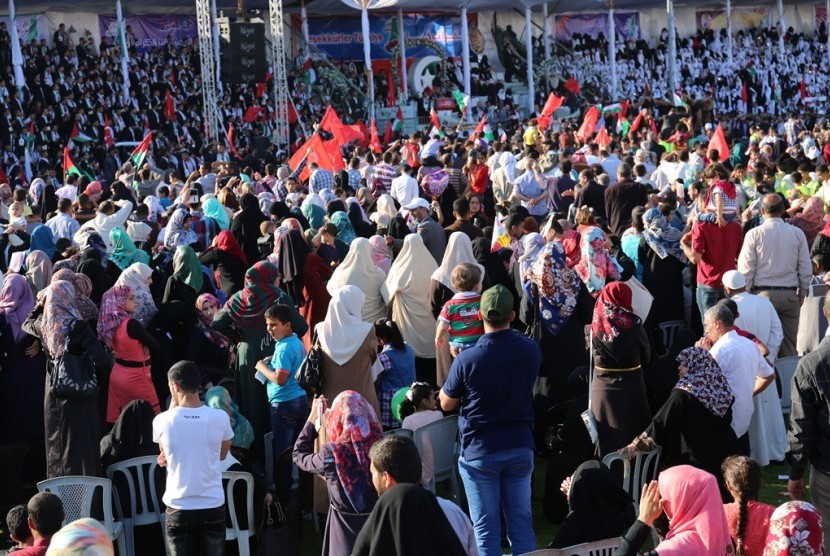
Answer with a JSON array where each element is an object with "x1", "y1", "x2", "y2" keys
[
  {"x1": 27, "y1": 224, "x2": 58, "y2": 261},
  {"x1": 330, "y1": 211, "x2": 356, "y2": 246},
  {"x1": 638, "y1": 207, "x2": 687, "y2": 324},
  {"x1": 203, "y1": 197, "x2": 230, "y2": 230}
]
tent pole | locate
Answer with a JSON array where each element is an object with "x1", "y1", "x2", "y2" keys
[
  {"x1": 543, "y1": 3, "x2": 551, "y2": 92},
  {"x1": 116, "y1": 0, "x2": 131, "y2": 104},
  {"x1": 609, "y1": 3, "x2": 617, "y2": 100},
  {"x1": 667, "y1": 0, "x2": 676, "y2": 95},
  {"x1": 210, "y1": 0, "x2": 222, "y2": 92},
  {"x1": 777, "y1": 0, "x2": 785, "y2": 59},
  {"x1": 398, "y1": 9, "x2": 407, "y2": 102},
  {"x1": 525, "y1": 6, "x2": 534, "y2": 115},
  {"x1": 362, "y1": 7, "x2": 374, "y2": 120},
  {"x1": 726, "y1": 0, "x2": 733, "y2": 69},
  {"x1": 301, "y1": 1, "x2": 310, "y2": 46}
]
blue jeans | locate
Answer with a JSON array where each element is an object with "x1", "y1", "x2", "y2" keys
[
  {"x1": 696, "y1": 283, "x2": 724, "y2": 324},
  {"x1": 458, "y1": 447, "x2": 536, "y2": 556},
  {"x1": 270, "y1": 396, "x2": 307, "y2": 493}
]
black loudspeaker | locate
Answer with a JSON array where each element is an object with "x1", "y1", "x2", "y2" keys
[{"x1": 219, "y1": 21, "x2": 267, "y2": 83}]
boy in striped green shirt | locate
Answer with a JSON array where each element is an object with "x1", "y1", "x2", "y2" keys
[{"x1": 435, "y1": 263, "x2": 485, "y2": 357}]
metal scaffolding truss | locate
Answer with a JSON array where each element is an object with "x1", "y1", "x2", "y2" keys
[
  {"x1": 269, "y1": 0, "x2": 290, "y2": 147},
  {"x1": 196, "y1": 0, "x2": 221, "y2": 142}
]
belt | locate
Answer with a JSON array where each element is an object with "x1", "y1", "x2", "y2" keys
[
  {"x1": 594, "y1": 365, "x2": 641, "y2": 372},
  {"x1": 753, "y1": 285, "x2": 797, "y2": 291},
  {"x1": 115, "y1": 357, "x2": 151, "y2": 368}
]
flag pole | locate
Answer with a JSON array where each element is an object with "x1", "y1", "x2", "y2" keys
[{"x1": 116, "y1": 0, "x2": 131, "y2": 104}]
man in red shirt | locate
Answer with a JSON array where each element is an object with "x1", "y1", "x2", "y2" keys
[
  {"x1": 681, "y1": 220, "x2": 743, "y2": 325},
  {"x1": 15, "y1": 493, "x2": 64, "y2": 556},
  {"x1": 465, "y1": 150, "x2": 489, "y2": 196}
]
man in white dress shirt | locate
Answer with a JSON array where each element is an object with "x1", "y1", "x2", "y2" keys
[
  {"x1": 723, "y1": 270, "x2": 787, "y2": 465},
  {"x1": 700, "y1": 304, "x2": 776, "y2": 452}
]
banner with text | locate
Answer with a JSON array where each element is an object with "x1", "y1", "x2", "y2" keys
[
  {"x1": 0, "y1": 14, "x2": 49, "y2": 44},
  {"x1": 302, "y1": 13, "x2": 463, "y2": 61},
  {"x1": 98, "y1": 14, "x2": 197, "y2": 54},
  {"x1": 553, "y1": 12, "x2": 640, "y2": 42},
  {"x1": 696, "y1": 7, "x2": 770, "y2": 31}
]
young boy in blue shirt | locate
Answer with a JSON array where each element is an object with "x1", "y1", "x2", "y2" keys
[{"x1": 255, "y1": 304, "x2": 308, "y2": 490}]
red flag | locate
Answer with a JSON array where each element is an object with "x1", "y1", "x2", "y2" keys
[
  {"x1": 564, "y1": 78, "x2": 581, "y2": 95},
  {"x1": 708, "y1": 124, "x2": 729, "y2": 162},
  {"x1": 288, "y1": 133, "x2": 342, "y2": 182},
  {"x1": 369, "y1": 119, "x2": 382, "y2": 153},
  {"x1": 357, "y1": 120, "x2": 370, "y2": 146},
  {"x1": 541, "y1": 93, "x2": 565, "y2": 117},
  {"x1": 227, "y1": 124, "x2": 242, "y2": 160},
  {"x1": 383, "y1": 120, "x2": 394, "y2": 145},
  {"x1": 430, "y1": 107, "x2": 441, "y2": 131},
  {"x1": 473, "y1": 115, "x2": 487, "y2": 137},
  {"x1": 243, "y1": 106, "x2": 263, "y2": 123},
  {"x1": 576, "y1": 106, "x2": 600, "y2": 143},
  {"x1": 740, "y1": 82, "x2": 748, "y2": 103},
  {"x1": 618, "y1": 99, "x2": 630, "y2": 120},
  {"x1": 103, "y1": 115, "x2": 114, "y2": 148},
  {"x1": 595, "y1": 127, "x2": 610, "y2": 147},
  {"x1": 801, "y1": 75, "x2": 807, "y2": 100},
  {"x1": 322, "y1": 139, "x2": 345, "y2": 172},
  {"x1": 164, "y1": 90, "x2": 176, "y2": 121},
  {"x1": 386, "y1": 67, "x2": 396, "y2": 107},
  {"x1": 319, "y1": 106, "x2": 362, "y2": 146},
  {"x1": 649, "y1": 119, "x2": 658, "y2": 135},
  {"x1": 287, "y1": 99, "x2": 299, "y2": 124},
  {"x1": 255, "y1": 82, "x2": 267, "y2": 98},
  {"x1": 629, "y1": 112, "x2": 644, "y2": 134}
]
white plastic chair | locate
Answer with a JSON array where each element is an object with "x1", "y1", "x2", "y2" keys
[
  {"x1": 37, "y1": 476, "x2": 127, "y2": 556},
  {"x1": 775, "y1": 356, "x2": 801, "y2": 415},
  {"x1": 223, "y1": 471, "x2": 255, "y2": 556},
  {"x1": 602, "y1": 446, "x2": 662, "y2": 515},
  {"x1": 658, "y1": 320, "x2": 686, "y2": 350},
  {"x1": 412, "y1": 415, "x2": 461, "y2": 502},
  {"x1": 105, "y1": 456, "x2": 167, "y2": 556}
]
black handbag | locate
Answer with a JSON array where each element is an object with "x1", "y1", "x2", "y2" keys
[
  {"x1": 49, "y1": 340, "x2": 99, "y2": 401},
  {"x1": 256, "y1": 499, "x2": 298, "y2": 556},
  {"x1": 295, "y1": 332, "x2": 322, "y2": 394}
]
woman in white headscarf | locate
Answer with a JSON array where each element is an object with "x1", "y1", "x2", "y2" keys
[
  {"x1": 369, "y1": 194, "x2": 398, "y2": 231},
  {"x1": 381, "y1": 234, "x2": 438, "y2": 384},
  {"x1": 327, "y1": 238, "x2": 387, "y2": 324},
  {"x1": 114, "y1": 262, "x2": 158, "y2": 326},
  {"x1": 429, "y1": 232, "x2": 483, "y2": 385},
  {"x1": 318, "y1": 285, "x2": 381, "y2": 418}
]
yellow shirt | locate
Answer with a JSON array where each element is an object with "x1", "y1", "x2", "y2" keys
[{"x1": 523, "y1": 127, "x2": 540, "y2": 146}]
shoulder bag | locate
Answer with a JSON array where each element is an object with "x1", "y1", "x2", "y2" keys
[
  {"x1": 295, "y1": 331, "x2": 322, "y2": 394},
  {"x1": 50, "y1": 339, "x2": 99, "y2": 401}
]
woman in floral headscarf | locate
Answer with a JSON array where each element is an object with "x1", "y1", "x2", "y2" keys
[
  {"x1": 621, "y1": 347, "x2": 739, "y2": 484},
  {"x1": 575, "y1": 226, "x2": 622, "y2": 295},
  {"x1": 590, "y1": 282, "x2": 651, "y2": 456},
  {"x1": 187, "y1": 293, "x2": 233, "y2": 387},
  {"x1": 763, "y1": 500, "x2": 824, "y2": 556},
  {"x1": 0, "y1": 274, "x2": 46, "y2": 444},
  {"x1": 791, "y1": 196, "x2": 826, "y2": 249},
  {"x1": 294, "y1": 391, "x2": 384, "y2": 556},
  {"x1": 98, "y1": 285, "x2": 163, "y2": 423},
  {"x1": 114, "y1": 263, "x2": 157, "y2": 327},
  {"x1": 163, "y1": 208, "x2": 199, "y2": 250},
  {"x1": 52, "y1": 269, "x2": 99, "y2": 325},
  {"x1": 23, "y1": 280, "x2": 111, "y2": 478}
]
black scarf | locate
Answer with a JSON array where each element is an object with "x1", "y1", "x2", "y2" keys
[
  {"x1": 100, "y1": 399, "x2": 158, "y2": 470},
  {"x1": 277, "y1": 229, "x2": 309, "y2": 308},
  {"x1": 351, "y1": 484, "x2": 467, "y2": 556}
]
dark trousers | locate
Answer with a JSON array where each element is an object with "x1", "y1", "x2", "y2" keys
[{"x1": 166, "y1": 506, "x2": 225, "y2": 556}]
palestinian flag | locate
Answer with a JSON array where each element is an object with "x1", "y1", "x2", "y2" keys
[
  {"x1": 130, "y1": 131, "x2": 154, "y2": 169},
  {"x1": 491, "y1": 214, "x2": 509, "y2": 253},
  {"x1": 473, "y1": 115, "x2": 487, "y2": 137},
  {"x1": 24, "y1": 121, "x2": 35, "y2": 150},
  {"x1": 63, "y1": 146, "x2": 82, "y2": 177},
  {"x1": 452, "y1": 90, "x2": 470, "y2": 113},
  {"x1": 392, "y1": 108, "x2": 404, "y2": 134},
  {"x1": 482, "y1": 122, "x2": 495, "y2": 142},
  {"x1": 103, "y1": 115, "x2": 115, "y2": 148},
  {"x1": 602, "y1": 103, "x2": 623, "y2": 116},
  {"x1": 672, "y1": 93, "x2": 687, "y2": 109},
  {"x1": 70, "y1": 121, "x2": 94, "y2": 143}
]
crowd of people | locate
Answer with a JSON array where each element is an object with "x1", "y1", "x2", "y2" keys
[{"x1": 5, "y1": 12, "x2": 830, "y2": 556}]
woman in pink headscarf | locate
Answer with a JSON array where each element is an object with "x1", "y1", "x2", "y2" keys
[
  {"x1": 368, "y1": 235, "x2": 392, "y2": 274},
  {"x1": 617, "y1": 465, "x2": 733, "y2": 555}
]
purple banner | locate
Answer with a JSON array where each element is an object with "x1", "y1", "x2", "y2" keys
[
  {"x1": 554, "y1": 12, "x2": 641, "y2": 42},
  {"x1": 98, "y1": 14, "x2": 198, "y2": 54}
]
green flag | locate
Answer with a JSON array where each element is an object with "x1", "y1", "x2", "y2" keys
[{"x1": 26, "y1": 18, "x2": 38, "y2": 43}]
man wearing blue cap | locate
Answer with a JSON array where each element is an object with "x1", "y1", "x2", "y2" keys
[{"x1": 439, "y1": 284, "x2": 541, "y2": 556}]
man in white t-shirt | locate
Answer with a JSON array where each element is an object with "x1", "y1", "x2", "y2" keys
[
  {"x1": 153, "y1": 361, "x2": 234, "y2": 556},
  {"x1": 390, "y1": 164, "x2": 419, "y2": 208},
  {"x1": 700, "y1": 303, "x2": 775, "y2": 445}
]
